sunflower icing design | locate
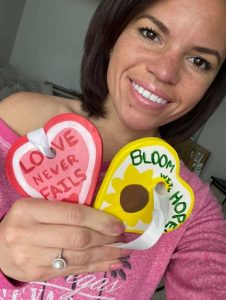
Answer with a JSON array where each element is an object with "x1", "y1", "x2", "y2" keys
[
  {"x1": 94, "y1": 137, "x2": 194, "y2": 234},
  {"x1": 99, "y1": 164, "x2": 164, "y2": 230}
]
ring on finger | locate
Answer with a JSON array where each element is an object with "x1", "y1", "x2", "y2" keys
[{"x1": 52, "y1": 248, "x2": 67, "y2": 270}]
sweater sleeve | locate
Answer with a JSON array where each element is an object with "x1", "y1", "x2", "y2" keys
[
  {"x1": 164, "y1": 182, "x2": 226, "y2": 300},
  {"x1": 0, "y1": 118, "x2": 28, "y2": 288},
  {"x1": 0, "y1": 273, "x2": 27, "y2": 289}
]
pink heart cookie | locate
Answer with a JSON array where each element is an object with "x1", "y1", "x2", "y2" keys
[{"x1": 6, "y1": 113, "x2": 102, "y2": 205}]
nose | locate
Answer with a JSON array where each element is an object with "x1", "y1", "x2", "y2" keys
[{"x1": 146, "y1": 49, "x2": 181, "y2": 85}]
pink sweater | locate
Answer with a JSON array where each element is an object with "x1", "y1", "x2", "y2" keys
[{"x1": 0, "y1": 118, "x2": 226, "y2": 300}]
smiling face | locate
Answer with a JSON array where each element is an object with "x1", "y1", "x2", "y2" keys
[{"x1": 106, "y1": 0, "x2": 226, "y2": 134}]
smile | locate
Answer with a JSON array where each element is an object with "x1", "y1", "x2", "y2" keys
[{"x1": 132, "y1": 82, "x2": 167, "y2": 105}]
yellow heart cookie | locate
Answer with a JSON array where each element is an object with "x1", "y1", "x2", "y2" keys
[{"x1": 94, "y1": 137, "x2": 194, "y2": 234}]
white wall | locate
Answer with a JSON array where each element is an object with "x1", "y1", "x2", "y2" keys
[
  {"x1": 9, "y1": 0, "x2": 226, "y2": 184},
  {"x1": 10, "y1": 0, "x2": 99, "y2": 89},
  {"x1": 0, "y1": 0, "x2": 26, "y2": 65},
  {"x1": 199, "y1": 96, "x2": 226, "y2": 183}
]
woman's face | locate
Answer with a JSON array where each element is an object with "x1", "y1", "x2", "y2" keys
[{"x1": 106, "y1": 0, "x2": 226, "y2": 133}]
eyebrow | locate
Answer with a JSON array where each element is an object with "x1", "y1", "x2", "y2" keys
[
  {"x1": 136, "y1": 14, "x2": 221, "y2": 64},
  {"x1": 192, "y1": 46, "x2": 221, "y2": 64},
  {"x1": 136, "y1": 15, "x2": 169, "y2": 34}
]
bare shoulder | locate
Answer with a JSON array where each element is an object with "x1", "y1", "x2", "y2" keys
[{"x1": 0, "y1": 92, "x2": 81, "y2": 135}]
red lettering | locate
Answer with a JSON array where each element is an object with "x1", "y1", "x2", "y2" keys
[
  {"x1": 20, "y1": 161, "x2": 35, "y2": 174},
  {"x1": 74, "y1": 169, "x2": 86, "y2": 181},
  {"x1": 30, "y1": 151, "x2": 44, "y2": 166},
  {"x1": 51, "y1": 136, "x2": 64, "y2": 151},
  {"x1": 64, "y1": 130, "x2": 78, "y2": 147},
  {"x1": 42, "y1": 169, "x2": 52, "y2": 180},
  {"x1": 67, "y1": 154, "x2": 79, "y2": 166},
  {"x1": 67, "y1": 176, "x2": 81, "y2": 187},
  {"x1": 57, "y1": 178, "x2": 72, "y2": 192},
  {"x1": 50, "y1": 165, "x2": 59, "y2": 175},
  {"x1": 39, "y1": 186, "x2": 50, "y2": 199},
  {"x1": 60, "y1": 159, "x2": 68, "y2": 171},
  {"x1": 33, "y1": 173, "x2": 43, "y2": 185},
  {"x1": 51, "y1": 185, "x2": 63, "y2": 198},
  {"x1": 51, "y1": 131, "x2": 78, "y2": 152},
  {"x1": 19, "y1": 150, "x2": 44, "y2": 174}
]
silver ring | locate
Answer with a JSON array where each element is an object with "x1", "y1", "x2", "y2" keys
[{"x1": 52, "y1": 249, "x2": 67, "y2": 270}]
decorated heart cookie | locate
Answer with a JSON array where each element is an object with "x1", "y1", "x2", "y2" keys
[
  {"x1": 6, "y1": 113, "x2": 102, "y2": 205},
  {"x1": 94, "y1": 137, "x2": 194, "y2": 234}
]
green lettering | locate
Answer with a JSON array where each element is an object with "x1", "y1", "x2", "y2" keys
[
  {"x1": 159, "y1": 154, "x2": 168, "y2": 168},
  {"x1": 172, "y1": 214, "x2": 187, "y2": 224},
  {"x1": 166, "y1": 160, "x2": 175, "y2": 173},
  {"x1": 164, "y1": 221, "x2": 177, "y2": 232},
  {"x1": 174, "y1": 202, "x2": 187, "y2": 214},
  {"x1": 130, "y1": 149, "x2": 142, "y2": 166},
  {"x1": 160, "y1": 173, "x2": 174, "y2": 192},
  {"x1": 151, "y1": 151, "x2": 160, "y2": 165},
  {"x1": 143, "y1": 152, "x2": 152, "y2": 164},
  {"x1": 170, "y1": 191, "x2": 183, "y2": 205}
]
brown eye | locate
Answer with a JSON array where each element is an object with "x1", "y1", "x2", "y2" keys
[
  {"x1": 188, "y1": 56, "x2": 211, "y2": 71},
  {"x1": 145, "y1": 29, "x2": 157, "y2": 40},
  {"x1": 194, "y1": 57, "x2": 204, "y2": 67},
  {"x1": 139, "y1": 27, "x2": 160, "y2": 43}
]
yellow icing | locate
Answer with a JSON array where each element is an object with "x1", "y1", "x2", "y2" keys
[{"x1": 94, "y1": 137, "x2": 194, "y2": 234}]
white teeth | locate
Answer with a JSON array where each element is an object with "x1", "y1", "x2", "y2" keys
[
  {"x1": 143, "y1": 90, "x2": 151, "y2": 98},
  {"x1": 138, "y1": 86, "x2": 144, "y2": 94},
  {"x1": 132, "y1": 82, "x2": 167, "y2": 105}
]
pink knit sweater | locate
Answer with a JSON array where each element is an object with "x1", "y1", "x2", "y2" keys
[{"x1": 0, "y1": 118, "x2": 226, "y2": 300}]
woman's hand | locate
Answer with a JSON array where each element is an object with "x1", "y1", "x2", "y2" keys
[{"x1": 0, "y1": 198, "x2": 129, "y2": 283}]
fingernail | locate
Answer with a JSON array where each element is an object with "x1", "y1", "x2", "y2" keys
[
  {"x1": 109, "y1": 262, "x2": 123, "y2": 271},
  {"x1": 112, "y1": 222, "x2": 125, "y2": 235}
]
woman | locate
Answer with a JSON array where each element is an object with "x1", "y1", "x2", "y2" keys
[{"x1": 0, "y1": 0, "x2": 225, "y2": 299}]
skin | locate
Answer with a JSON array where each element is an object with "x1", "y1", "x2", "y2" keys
[
  {"x1": 0, "y1": 0, "x2": 225, "y2": 283},
  {"x1": 106, "y1": 0, "x2": 226, "y2": 136}
]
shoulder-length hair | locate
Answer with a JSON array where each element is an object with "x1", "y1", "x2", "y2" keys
[{"x1": 79, "y1": 0, "x2": 226, "y2": 144}]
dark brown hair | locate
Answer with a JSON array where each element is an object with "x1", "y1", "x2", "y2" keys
[{"x1": 79, "y1": 0, "x2": 226, "y2": 144}]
